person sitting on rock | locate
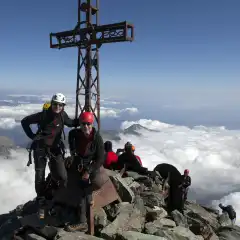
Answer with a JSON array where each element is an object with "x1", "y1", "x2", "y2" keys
[
  {"x1": 219, "y1": 203, "x2": 236, "y2": 225},
  {"x1": 179, "y1": 169, "x2": 191, "y2": 203},
  {"x1": 117, "y1": 142, "x2": 143, "y2": 173},
  {"x1": 103, "y1": 140, "x2": 118, "y2": 169},
  {"x1": 64, "y1": 111, "x2": 107, "y2": 232}
]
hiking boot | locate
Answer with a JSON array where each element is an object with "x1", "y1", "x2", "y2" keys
[{"x1": 64, "y1": 222, "x2": 88, "y2": 232}]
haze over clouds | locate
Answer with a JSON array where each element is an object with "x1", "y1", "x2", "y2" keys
[{"x1": 0, "y1": 94, "x2": 139, "y2": 129}]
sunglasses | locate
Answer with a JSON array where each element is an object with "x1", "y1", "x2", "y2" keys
[
  {"x1": 52, "y1": 102, "x2": 64, "y2": 107},
  {"x1": 81, "y1": 122, "x2": 92, "y2": 126}
]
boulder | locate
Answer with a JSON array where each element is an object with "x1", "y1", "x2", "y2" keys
[
  {"x1": 171, "y1": 210, "x2": 188, "y2": 227},
  {"x1": 218, "y1": 213, "x2": 232, "y2": 227},
  {"x1": 145, "y1": 206, "x2": 168, "y2": 222},
  {"x1": 140, "y1": 191, "x2": 165, "y2": 208},
  {"x1": 155, "y1": 226, "x2": 203, "y2": 240},
  {"x1": 185, "y1": 201, "x2": 220, "y2": 230},
  {"x1": 217, "y1": 225, "x2": 240, "y2": 240},
  {"x1": 56, "y1": 230, "x2": 105, "y2": 239},
  {"x1": 109, "y1": 174, "x2": 135, "y2": 203},
  {"x1": 101, "y1": 200, "x2": 146, "y2": 239},
  {"x1": 145, "y1": 218, "x2": 176, "y2": 235},
  {"x1": 94, "y1": 208, "x2": 108, "y2": 229},
  {"x1": 116, "y1": 231, "x2": 167, "y2": 240}
]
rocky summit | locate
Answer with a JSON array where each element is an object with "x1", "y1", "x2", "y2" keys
[{"x1": 0, "y1": 169, "x2": 239, "y2": 240}]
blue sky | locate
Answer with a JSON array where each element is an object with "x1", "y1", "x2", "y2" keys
[{"x1": 0, "y1": 0, "x2": 240, "y2": 107}]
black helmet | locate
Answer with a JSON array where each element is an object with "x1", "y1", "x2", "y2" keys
[{"x1": 124, "y1": 141, "x2": 133, "y2": 151}]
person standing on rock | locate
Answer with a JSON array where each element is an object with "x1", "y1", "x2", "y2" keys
[
  {"x1": 219, "y1": 203, "x2": 236, "y2": 225},
  {"x1": 21, "y1": 93, "x2": 78, "y2": 213},
  {"x1": 64, "y1": 111, "x2": 107, "y2": 232},
  {"x1": 179, "y1": 169, "x2": 191, "y2": 203}
]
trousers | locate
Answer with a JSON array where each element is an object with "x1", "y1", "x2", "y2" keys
[
  {"x1": 78, "y1": 166, "x2": 108, "y2": 223},
  {"x1": 33, "y1": 146, "x2": 67, "y2": 203}
]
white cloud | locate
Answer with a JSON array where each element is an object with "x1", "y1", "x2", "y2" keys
[
  {"x1": 0, "y1": 118, "x2": 19, "y2": 129},
  {"x1": 0, "y1": 149, "x2": 36, "y2": 214}
]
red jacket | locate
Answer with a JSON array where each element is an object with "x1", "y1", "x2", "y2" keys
[{"x1": 104, "y1": 151, "x2": 118, "y2": 168}]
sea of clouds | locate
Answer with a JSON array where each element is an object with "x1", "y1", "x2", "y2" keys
[{"x1": 0, "y1": 94, "x2": 240, "y2": 225}]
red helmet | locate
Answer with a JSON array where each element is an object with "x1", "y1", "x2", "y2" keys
[
  {"x1": 184, "y1": 169, "x2": 189, "y2": 174},
  {"x1": 79, "y1": 112, "x2": 94, "y2": 124}
]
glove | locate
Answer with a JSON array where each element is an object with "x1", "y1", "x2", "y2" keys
[{"x1": 65, "y1": 156, "x2": 74, "y2": 168}]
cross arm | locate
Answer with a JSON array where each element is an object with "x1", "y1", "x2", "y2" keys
[{"x1": 50, "y1": 21, "x2": 134, "y2": 49}]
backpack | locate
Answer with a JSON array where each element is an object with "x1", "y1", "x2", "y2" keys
[{"x1": 227, "y1": 205, "x2": 236, "y2": 219}]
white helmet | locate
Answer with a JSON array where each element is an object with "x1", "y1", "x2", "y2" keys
[{"x1": 51, "y1": 93, "x2": 66, "y2": 104}]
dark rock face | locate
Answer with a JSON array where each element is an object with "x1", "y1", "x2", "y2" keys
[{"x1": 0, "y1": 165, "x2": 239, "y2": 240}]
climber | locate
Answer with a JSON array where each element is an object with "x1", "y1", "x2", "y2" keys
[
  {"x1": 179, "y1": 169, "x2": 191, "y2": 203},
  {"x1": 65, "y1": 111, "x2": 107, "y2": 232},
  {"x1": 21, "y1": 93, "x2": 78, "y2": 211},
  {"x1": 103, "y1": 140, "x2": 118, "y2": 169},
  {"x1": 219, "y1": 203, "x2": 236, "y2": 225},
  {"x1": 116, "y1": 142, "x2": 143, "y2": 173}
]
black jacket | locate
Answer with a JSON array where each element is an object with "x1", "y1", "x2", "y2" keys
[
  {"x1": 68, "y1": 127, "x2": 104, "y2": 174},
  {"x1": 181, "y1": 175, "x2": 191, "y2": 188},
  {"x1": 117, "y1": 152, "x2": 143, "y2": 172},
  {"x1": 21, "y1": 109, "x2": 77, "y2": 147}
]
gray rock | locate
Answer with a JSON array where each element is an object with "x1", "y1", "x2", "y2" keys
[
  {"x1": 171, "y1": 210, "x2": 188, "y2": 227},
  {"x1": 94, "y1": 208, "x2": 108, "y2": 229},
  {"x1": 217, "y1": 225, "x2": 240, "y2": 240},
  {"x1": 123, "y1": 177, "x2": 134, "y2": 185},
  {"x1": 145, "y1": 206, "x2": 168, "y2": 222},
  {"x1": 110, "y1": 174, "x2": 135, "y2": 203},
  {"x1": 125, "y1": 171, "x2": 148, "y2": 181},
  {"x1": 185, "y1": 202, "x2": 220, "y2": 230},
  {"x1": 116, "y1": 231, "x2": 167, "y2": 240},
  {"x1": 201, "y1": 205, "x2": 219, "y2": 216},
  {"x1": 101, "y1": 202, "x2": 145, "y2": 239},
  {"x1": 187, "y1": 216, "x2": 216, "y2": 240},
  {"x1": 25, "y1": 233, "x2": 46, "y2": 240},
  {"x1": 145, "y1": 218, "x2": 176, "y2": 235},
  {"x1": 209, "y1": 233, "x2": 220, "y2": 240},
  {"x1": 56, "y1": 229, "x2": 104, "y2": 239},
  {"x1": 156, "y1": 226, "x2": 201, "y2": 240},
  {"x1": 128, "y1": 181, "x2": 141, "y2": 193},
  {"x1": 218, "y1": 213, "x2": 232, "y2": 227},
  {"x1": 140, "y1": 191, "x2": 165, "y2": 208},
  {"x1": 159, "y1": 218, "x2": 177, "y2": 228}
]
